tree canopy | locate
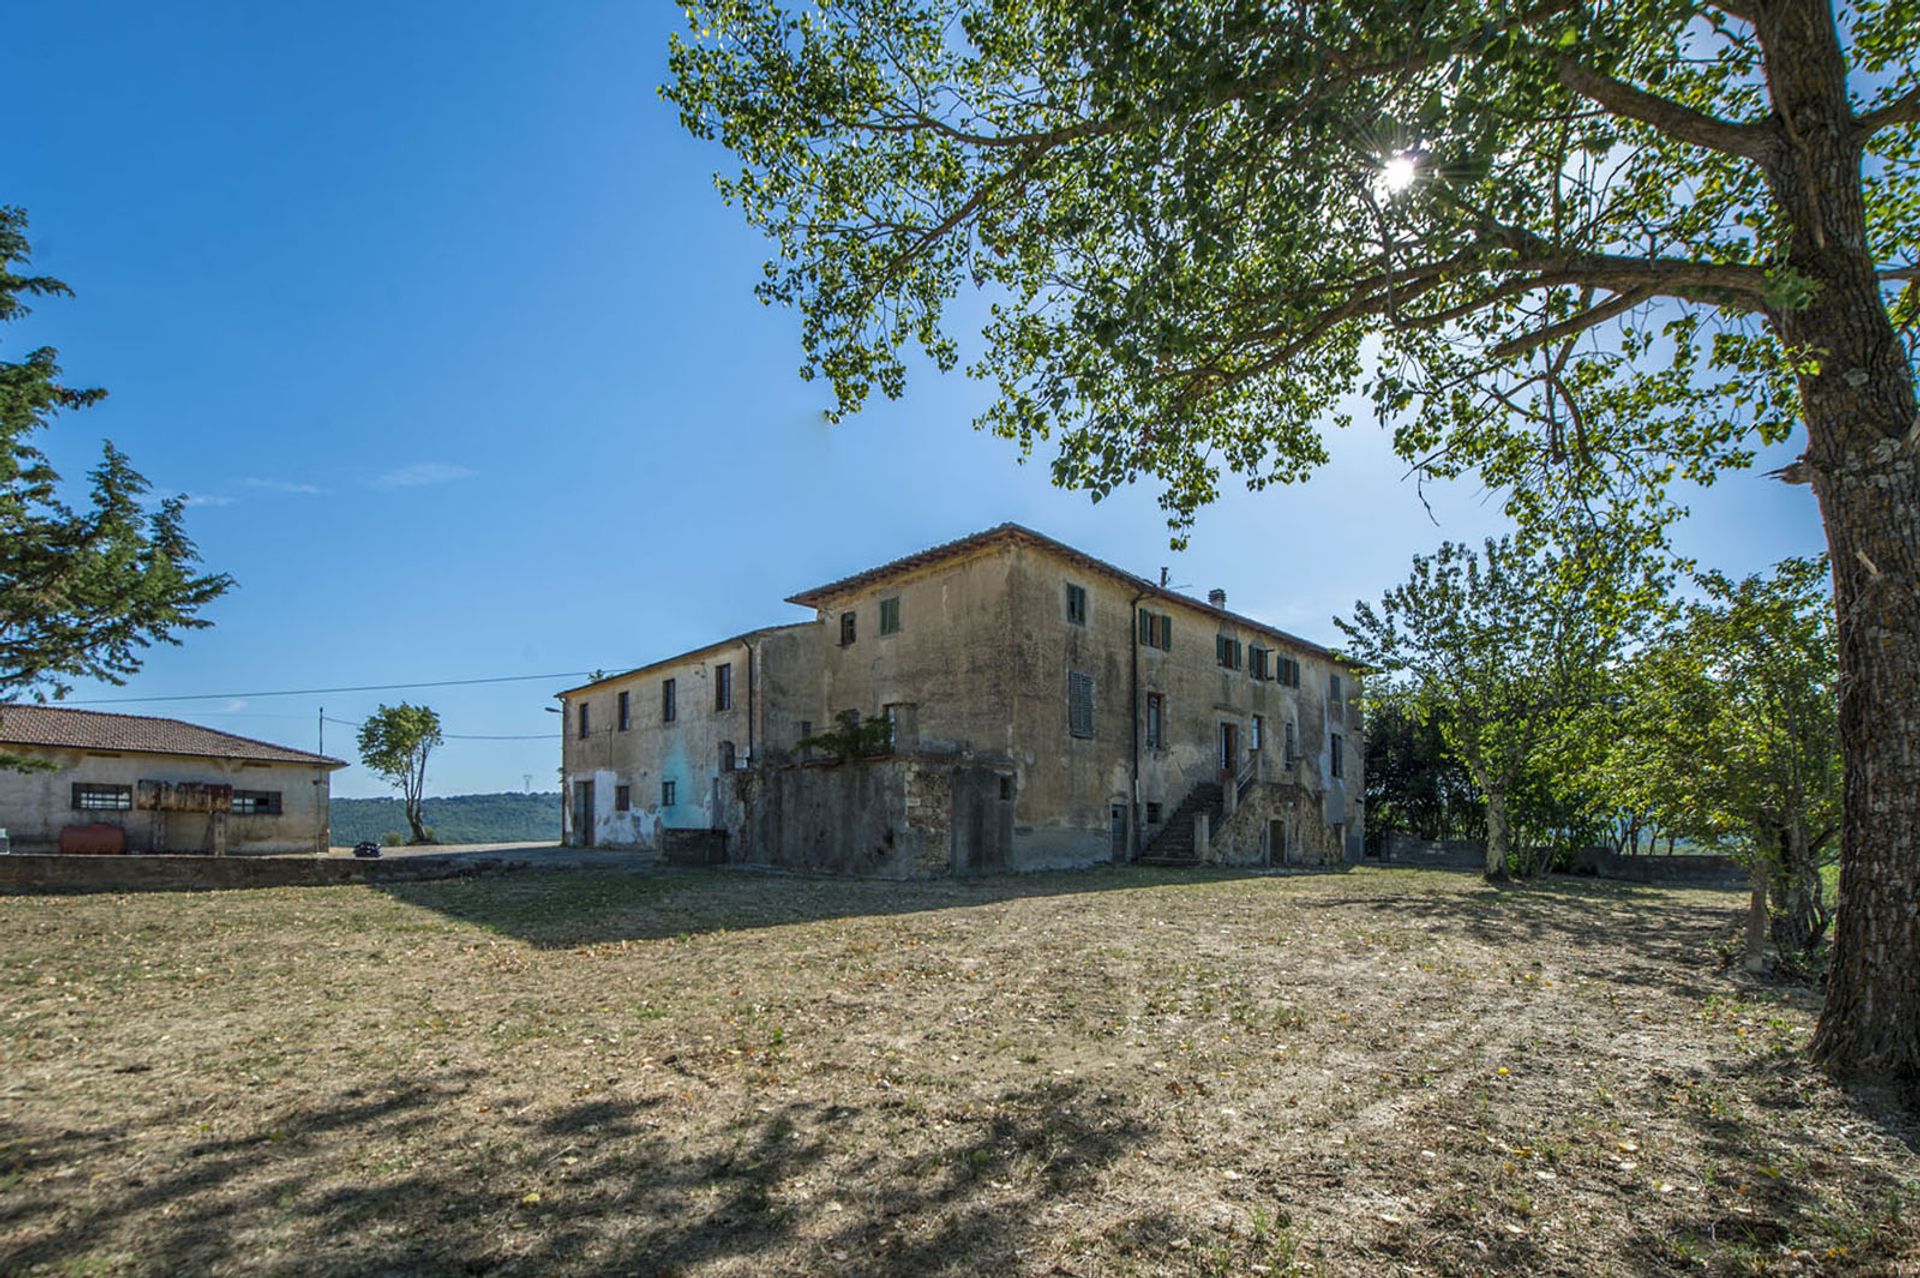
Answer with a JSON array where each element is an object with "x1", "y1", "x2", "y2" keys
[
  {"x1": 1338, "y1": 536, "x2": 1619, "y2": 877},
  {"x1": 356, "y1": 703, "x2": 445, "y2": 845},
  {"x1": 667, "y1": 0, "x2": 1920, "y2": 1090},
  {"x1": 0, "y1": 207, "x2": 232, "y2": 711}
]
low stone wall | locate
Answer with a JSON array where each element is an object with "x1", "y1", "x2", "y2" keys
[
  {"x1": 1571, "y1": 847, "x2": 1744, "y2": 886},
  {"x1": 660, "y1": 829, "x2": 728, "y2": 867},
  {"x1": 724, "y1": 754, "x2": 1015, "y2": 878},
  {"x1": 0, "y1": 853, "x2": 524, "y2": 895},
  {"x1": 1379, "y1": 831, "x2": 1485, "y2": 869}
]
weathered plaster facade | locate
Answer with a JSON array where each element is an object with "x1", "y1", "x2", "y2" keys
[
  {"x1": 0, "y1": 708, "x2": 343, "y2": 855},
  {"x1": 558, "y1": 624, "x2": 819, "y2": 849},
  {"x1": 556, "y1": 524, "x2": 1363, "y2": 875}
]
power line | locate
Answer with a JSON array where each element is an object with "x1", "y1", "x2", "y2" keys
[
  {"x1": 322, "y1": 715, "x2": 555, "y2": 742},
  {"x1": 66, "y1": 670, "x2": 594, "y2": 706}
]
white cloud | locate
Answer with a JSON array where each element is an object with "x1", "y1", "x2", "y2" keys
[
  {"x1": 177, "y1": 493, "x2": 237, "y2": 508},
  {"x1": 243, "y1": 477, "x2": 330, "y2": 495},
  {"x1": 369, "y1": 462, "x2": 477, "y2": 490},
  {"x1": 222, "y1": 698, "x2": 249, "y2": 713}
]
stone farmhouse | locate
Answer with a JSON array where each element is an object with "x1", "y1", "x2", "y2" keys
[
  {"x1": 557, "y1": 524, "x2": 1364, "y2": 876},
  {"x1": 0, "y1": 705, "x2": 345, "y2": 855}
]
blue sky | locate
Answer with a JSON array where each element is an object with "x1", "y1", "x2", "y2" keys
[{"x1": 7, "y1": 2, "x2": 1826, "y2": 798}]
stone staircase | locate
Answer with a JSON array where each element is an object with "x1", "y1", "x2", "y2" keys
[{"x1": 1136, "y1": 782, "x2": 1224, "y2": 865}]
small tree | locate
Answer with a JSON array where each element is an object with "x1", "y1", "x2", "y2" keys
[
  {"x1": 1614, "y1": 558, "x2": 1840, "y2": 966},
  {"x1": 1, "y1": 206, "x2": 231, "y2": 768},
  {"x1": 1338, "y1": 537, "x2": 1620, "y2": 881},
  {"x1": 356, "y1": 703, "x2": 444, "y2": 844}
]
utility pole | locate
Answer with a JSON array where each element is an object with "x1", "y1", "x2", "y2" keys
[{"x1": 319, "y1": 706, "x2": 325, "y2": 756}]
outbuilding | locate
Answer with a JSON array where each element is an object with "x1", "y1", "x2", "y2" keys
[{"x1": 0, "y1": 706, "x2": 345, "y2": 855}]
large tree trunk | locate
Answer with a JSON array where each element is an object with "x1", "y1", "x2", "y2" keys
[
  {"x1": 1484, "y1": 789, "x2": 1510, "y2": 882},
  {"x1": 1769, "y1": 818, "x2": 1827, "y2": 957},
  {"x1": 1762, "y1": 0, "x2": 1920, "y2": 1089},
  {"x1": 1746, "y1": 854, "x2": 1772, "y2": 975}
]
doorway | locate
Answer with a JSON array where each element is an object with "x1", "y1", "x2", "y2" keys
[
  {"x1": 1269, "y1": 818, "x2": 1287, "y2": 867},
  {"x1": 573, "y1": 780, "x2": 595, "y2": 848},
  {"x1": 1110, "y1": 804, "x2": 1129, "y2": 859}
]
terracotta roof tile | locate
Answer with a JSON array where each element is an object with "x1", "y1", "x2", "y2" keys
[{"x1": 0, "y1": 705, "x2": 346, "y2": 767}]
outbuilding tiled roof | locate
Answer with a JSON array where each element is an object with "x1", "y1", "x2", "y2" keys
[
  {"x1": 0, "y1": 704, "x2": 346, "y2": 768},
  {"x1": 786, "y1": 522, "x2": 1354, "y2": 665}
]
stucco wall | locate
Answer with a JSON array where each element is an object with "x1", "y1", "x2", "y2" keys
[
  {"x1": 808, "y1": 546, "x2": 1019, "y2": 758},
  {"x1": 999, "y1": 543, "x2": 1364, "y2": 866},
  {"x1": 557, "y1": 536, "x2": 1362, "y2": 870},
  {"x1": 0, "y1": 747, "x2": 333, "y2": 855},
  {"x1": 560, "y1": 624, "x2": 823, "y2": 848}
]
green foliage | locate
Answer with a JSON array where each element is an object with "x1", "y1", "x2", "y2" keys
[
  {"x1": 795, "y1": 712, "x2": 896, "y2": 760},
  {"x1": 0, "y1": 206, "x2": 231, "y2": 704},
  {"x1": 1605, "y1": 557, "x2": 1840, "y2": 950},
  {"x1": 1361, "y1": 690, "x2": 1484, "y2": 847},
  {"x1": 330, "y1": 793, "x2": 561, "y2": 848},
  {"x1": 663, "y1": 0, "x2": 1915, "y2": 543},
  {"x1": 356, "y1": 703, "x2": 445, "y2": 844},
  {"x1": 1338, "y1": 536, "x2": 1631, "y2": 876}
]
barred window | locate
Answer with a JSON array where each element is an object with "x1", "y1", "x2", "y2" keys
[
  {"x1": 71, "y1": 783, "x2": 132, "y2": 811},
  {"x1": 232, "y1": 790, "x2": 282, "y2": 816}
]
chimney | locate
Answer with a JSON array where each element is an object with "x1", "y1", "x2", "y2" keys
[{"x1": 1208, "y1": 588, "x2": 1227, "y2": 608}]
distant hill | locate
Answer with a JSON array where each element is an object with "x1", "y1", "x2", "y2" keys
[{"x1": 329, "y1": 792, "x2": 560, "y2": 847}]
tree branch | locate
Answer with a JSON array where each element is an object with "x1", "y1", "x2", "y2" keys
[
  {"x1": 1555, "y1": 55, "x2": 1773, "y2": 159},
  {"x1": 1857, "y1": 83, "x2": 1920, "y2": 136},
  {"x1": 1493, "y1": 286, "x2": 1657, "y2": 358}
]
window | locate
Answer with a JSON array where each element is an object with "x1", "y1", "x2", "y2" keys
[
  {"x1": 1330, "y1": 673, "x2": 1343, "y2": 704},
  {"x1": 1146, "y1": 801, "x2": 1163, "y2": 824},
  {"x1": 232, "y1": 790, "x2": 282, "y2": 816},
  {"x1": 1138, "y1": 610, "x2": 1173, "y2": 650},
  {"x1": 878, "y1": 596, "x2": 902, "y2": 636},
  {"x1": 1284, "y1": 719, "x2": 1298, "y2": 762},
  {"x1": 577, "y1": 702, "x2": 591, "y2": 739},
  {"x1": 662, "y1": 678, "x2": 677, "y2": 723},
  {"x1": 1067, "y1": 670, "x2": 1095, "y2": 739},
  {"x1": 840, "y1": 611, "x2": 857, "y2": 646},
  {"x1": 1250, "y1": 646, "x2": 1270, "y2": 680},
  {"x1": 1145, "y1": 692, "x2": 1164, "y2": 750},
  {"x1": 1216, "y1": 635, "x2": 1242, "y2": 670},
  {"x1": 1252, "y1": 715, "x2": 1264, "y2": 752},
  {"x1": 1275, "y1": 655, "x2": 1300, "y2": 688},
  {"x1": 883, "y1": 703, "x2": 912, "y2": 749},
  {"x1": 719, "y1": 741, "x2": 736, "y2": 771},
  {"x1": 799, "y1": 719, "x2": 813, "y2": 744},
  {"x1": 1331, "y1": 733, "x2": 1345, "y2": 779},
  {"x1": 72, "y1": 783, "x2": 132, "y2": 812},
  {"x1": 715, "y1": 662, "x2": 733, "y2": 711},
  {"x1": 615, "y1": 785, "x2": 631, "y2": 812},
  {"x1": 617, "y1": 690, "x2": 630, "y2": 731},
  {"x1": 998, "y1": 775, "x2": 1014, "y2": 801},
  {"x1": 1066, "y1": 583, "x2": 1088, "y2": 626},
  {"x1": 662, "y1": 779, "x2": 677, "y2": 806}
]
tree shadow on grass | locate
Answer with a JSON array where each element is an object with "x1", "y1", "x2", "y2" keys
[
  {"x1": 1309, "y1": 875, "x2": 1785, "y2": 997},
  {"x1": 0, "y1": 1069, "x2": 1159, "y2": 1277},
  {"x1": 1615, "y1": 1054, "x2": 1920, "y2": 1274},
  {"x1": 373, "y1": 863, "x2": 1301, "y2": 950}
]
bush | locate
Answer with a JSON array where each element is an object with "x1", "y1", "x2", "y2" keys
[{"x1": 380, "y1": 831, "x2": 403, "y2": 847}]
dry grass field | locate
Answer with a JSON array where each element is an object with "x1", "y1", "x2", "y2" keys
[{"x1": 2, "y1": 865, "x2": 1915, "y2": 1277}]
